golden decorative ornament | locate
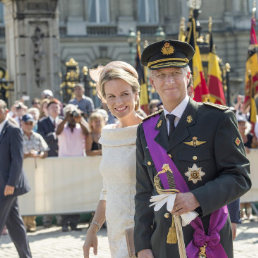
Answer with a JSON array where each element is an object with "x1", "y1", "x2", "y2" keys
[
  {"x1": 184, "y1": 137, "x2": 206, "y2": 147},
  {"x1": 198, "y1": 244, "x2": 207, "y2": 258},
  {"x1": 161, "y1": 42, "x2": 175, "y2": 55},
  {"x1": 164, "y1": 213, "x2": 170, "y2": 219},
  {"x1": 235, "y1": 137, "x2": 241, "y2": 146},
  {"x1": 185, "y1": 164, "x2": 205, "y2": 184},
  {"x1": 192, "y1": 156, "x2": 198, "y2": 161},
  {"x1": 157, "y1": 120, "x2": 162, "y2": 128},
  {"x1": 187, "y1": 115, "x2": 193, "y2": 123},
  {"x1": 154, "y1": 164, "x2": 178, "y2": 195},
  {"x1": 168, "y1": 154, "x2": 172, "y2": 159},
  {"x1": 167, "y1": 216, "x2": 177, "y2": 244},
  {"x1": 147, "y1": 161, "x2": 152, "y2": 166}
]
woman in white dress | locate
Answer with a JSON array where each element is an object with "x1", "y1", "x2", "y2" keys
[{"x1": 83, "y1": 61, "x2": 142, "y2": 258}]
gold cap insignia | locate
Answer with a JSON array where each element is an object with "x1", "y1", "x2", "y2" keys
[
  {"x1": 187, "y1": 115, "x2": 193, "y2": 123},
  {"x1": 235, "y1": 137, "x2": 241, "y2": 146},
  {"x1": 157, "y1": 120, "x2": 162, "y2": 128},
  {"x1": 161, "y1": 42, "x2": 174, "y2": 55},
  {"x1": 185, "y1": 163, "x2": 205, "y2": 184},
  {"x1": 184, "y1": 137, "x2": 206, "y2": 147}
]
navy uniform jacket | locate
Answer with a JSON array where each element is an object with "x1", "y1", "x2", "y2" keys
[
  {"x1": 134, "y1": 99, "x2": 251, "y2": 258},
  {"x1": 37, "y1": 116, "x2": 58, "y2": 157},
  {"x1": 0, "y1": 121, "x2": 30, "y2": 197}
]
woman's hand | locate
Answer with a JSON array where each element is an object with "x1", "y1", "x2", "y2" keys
[
  {"x1": 83, "y1": 227, "x2": 98, "y2": 258},
  {"x1": 138, "y1": 249, "x2": 154, "y2": 258}
]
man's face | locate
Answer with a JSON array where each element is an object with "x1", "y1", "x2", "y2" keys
[
  {"x1": 150, "y1": 67, "x2": 188, "y2": 107},
  {"x1": 21, "y1": 121, "x2": 34, "y2": 134},
  {"x1": 74, "y1": 86, "x2": 84, "y2": 97},
  {"x1": 0, "y1": 105, "x2": 8, "y2": 123},
  {"x1": 47, "y1": 103, "x2": 60, "y2": 118}
]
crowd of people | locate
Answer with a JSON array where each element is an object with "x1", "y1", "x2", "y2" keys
[
  {"x1": 0, "y1": 83, "x2": 116, "y2": 236},
  {"x1": 0, "y1": 39, "x2": 255, "y2": 258}
]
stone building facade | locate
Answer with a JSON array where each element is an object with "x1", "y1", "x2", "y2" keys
[{"x1": 0, "y1": 0, "x2": 256, "y2": 104}]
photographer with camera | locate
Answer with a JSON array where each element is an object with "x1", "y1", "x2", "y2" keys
[{"x1": 56, "y1": 104, "x2": 90, "y2": 232}]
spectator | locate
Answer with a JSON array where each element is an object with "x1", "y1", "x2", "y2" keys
[
  {"x1": 21, "y1": 114, "x2": 48, "y2": 232},
  {"x1": 69, "y1": 83, "x2": 94, "y2": 119},
  {"x1": 56, "y1": 104, "x2": 89, "y2": 157},
  {"x1": 37, "y1": 98, "x2": 61, "y2": 227},
  {"x1": 149, "y1": 99, "x2": 160, "y2": 114},
  {"x1": 39, "y1": 98, "x2": 50, "y2": 119},
  {"x1": 37, "y1": 99, "x2": 61, "y2": 157},
  {"x1": 31, "y1": 98, "x2": 41, "y2": 110},
  {"x1": 13, "y1": 102, "x2": 28, "y2": 127},
  {"x1": 41, "y1": 89, "x2": 54, "y2": 99},
  {"x1": 56, "y1": 104, "x2": 89, "y2": 232},
  {"x1": 28, "y1": 107, "x2": 40, "y2": 132},
  {"x1": 86, "y1": 111, "x2": 104, "y2": 156}
]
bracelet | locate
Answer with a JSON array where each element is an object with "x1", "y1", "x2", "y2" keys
[{"x1": 91, "y1": 221, "x2": 101, "y2": 231}]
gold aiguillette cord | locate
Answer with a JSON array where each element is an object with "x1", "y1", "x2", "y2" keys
[{"x1": 174, "y1": 215, "x2": 187, "y2": 258}]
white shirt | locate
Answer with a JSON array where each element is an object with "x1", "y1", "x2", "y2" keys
[
  {"x1": 49, "y1": 116, "x2": 59, "y2": 127},
  {"x1": 0, "y1": 118, "x2": 8, "y2": 135},
  {"x1": 163, "y1": 96, "x2": 189, "y2": 134}
]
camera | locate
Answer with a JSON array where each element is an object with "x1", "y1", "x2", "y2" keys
[{"x1": 71, "y1": 110, "x2": 80, "y2": 118}]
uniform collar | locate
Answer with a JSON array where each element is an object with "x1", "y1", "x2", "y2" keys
[{"x1": 163, "y1": 95, "x2": 189, "y2": 119}]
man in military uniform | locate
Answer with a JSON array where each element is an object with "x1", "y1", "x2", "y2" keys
[{"x1": 134, "y1": 40, "x2": 251, "y2": 258}]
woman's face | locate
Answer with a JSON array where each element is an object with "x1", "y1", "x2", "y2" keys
[
  {"x1": 104, "y1": 79, "x2": 137, "y2": 119},
  {"x1": 91, "y1": 118, "x2": 103, "y2": 131},
  {"x1": 238, "y1": 121, "x2": 246, "y2": 135}
]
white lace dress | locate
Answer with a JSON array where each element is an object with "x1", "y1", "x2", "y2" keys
[{"x1": 99, "y1": 124, "x2": 137, "y2": 258}]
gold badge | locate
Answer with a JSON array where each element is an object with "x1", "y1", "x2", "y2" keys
[
  {"x1": 185, "y1": 164, "x2": 205, "y2": 184},
  {"x1": 161, "y1": 42, "x2": 174, "y2": 55},
  {"x1": 187, "y1": 115, "x2": 193, "y2": 123},
  {"x1": 157, "y1": 120, "x2": 162, "y2": 128},
  {"x1": 235, "y1": 137, "x2": 241, "y2": 146},
  {"x1": 184, "y1": 137, "x2": 206, "y2": 147}
]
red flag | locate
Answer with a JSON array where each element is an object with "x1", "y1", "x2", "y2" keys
[
  {"x1": 207, "y1": 32, "x2": 226, "y2": 105},
  {"x1": 186, "y1": 17, "x2": 209, "y2": 102}
]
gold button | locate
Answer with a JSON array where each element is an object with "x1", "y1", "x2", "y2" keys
[
  {"x1": 147, "y1": 161, "x2": 152, "y2": 166},
  {"x1": 192, "y1": 156, "x2": 198, "y2": 161},
  {"x1": 168, "y1": 154, "x2": 172, "y2": 159},
  {"x1": 164, "y1": 213, "x2": 170, "y2": 219}
]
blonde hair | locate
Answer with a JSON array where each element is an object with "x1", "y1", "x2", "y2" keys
[
  {"x1": 98, "y1": 61, "x2": 140, "y2": 109},
  {"x1": 89, "y1": 111, "x2": 105, "y2": 130}
]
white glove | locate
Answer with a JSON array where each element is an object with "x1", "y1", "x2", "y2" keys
[{"x1": 149, "y1": 194, "x2": 198, "y2": 226}]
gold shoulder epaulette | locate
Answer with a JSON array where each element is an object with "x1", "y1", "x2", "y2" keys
[
  {"x1": 203, "y1": 102, "x2": 228, "y2": 111},
  {"x1": 143, "y1": 109, "x2": 163, "y2": 121}
]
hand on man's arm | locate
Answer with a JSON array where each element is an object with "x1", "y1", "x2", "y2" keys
[{"x1": 138, "y1": 249, "x2": 154, "y2": 258}]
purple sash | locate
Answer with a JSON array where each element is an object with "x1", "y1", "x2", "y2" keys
[{"x1": 142, "y1": 114, "x2": 228, "y2": 258}]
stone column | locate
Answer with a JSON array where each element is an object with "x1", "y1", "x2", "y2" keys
[{"x1": 3, "y1": 0, "x2": 60, "y2": 103}]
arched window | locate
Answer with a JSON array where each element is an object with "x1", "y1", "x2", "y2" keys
[
  {"x1": 88, "y1": 0, "x2": 110, "y2": 23},
  {"x1": 138, "y1": 0, "x2": 159, "y2": 24}
]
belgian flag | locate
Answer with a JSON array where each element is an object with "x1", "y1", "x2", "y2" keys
[
  {"x1": 207, "y1": 31, "x2": 226, "y2": 105},
  {"x1": 135, "y1": 33, "x2": 149, "y2": 114},
  {"x1": 244, "y1": 16, "x2": 258, "y2": 125},
  {"x1": 186, "y1": 17, "x2": 209, "y2": 102}
]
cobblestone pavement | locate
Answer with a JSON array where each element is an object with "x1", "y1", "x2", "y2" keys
[{"x1": 0, "y1": 219, "x2": 258, "y2": 258}]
